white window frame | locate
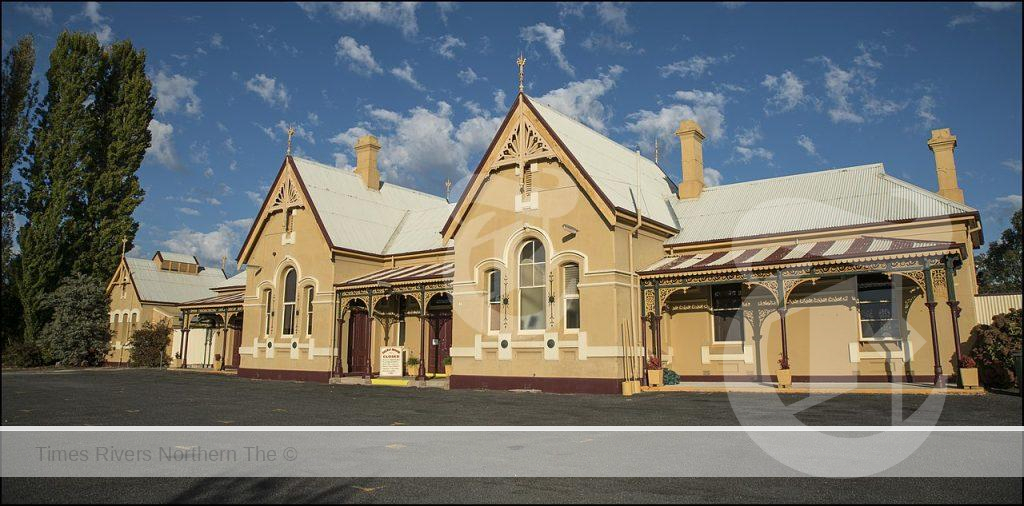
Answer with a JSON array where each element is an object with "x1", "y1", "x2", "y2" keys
[
  {"x1": 281, "y1": 269, "x2": 297, "y2": 338},
  {"x1": 305, "y1": 285, "x2": 314, "y2": 337},
  {"x1": 263, "y1": 289, "x2": 273, "y2": 337},
  {"x1": 856, "y1": 274, "x2": 903, "y2": 343},
  {"x1": 487, "y1": 269, "x2": 502, "y2": 334},
  {"x1": 562, "y1": 263, "x2": 580, "y2": 333},
  {"x1": 517, "y1": 239, "x2": 547, "y2": 334}
]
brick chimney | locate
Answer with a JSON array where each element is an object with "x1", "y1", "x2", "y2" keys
[
  {"x1": 675, "y1": 119, "x2": 705, "y2": 199},
  {"x1": 354, "y1": 134, "x2": 381, "y2": 191},
  {"x1": 927, "y1": 128, "x2": 964, "y2": 204}
]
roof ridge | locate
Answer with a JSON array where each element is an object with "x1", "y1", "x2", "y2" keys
[
  {"x1": 876, "y1": 171, "x2": 976, "y2": 212},
  {"x1": 698, "y1": 163, "x2": 886, "y2": 192},
  {"x1": 292, "y1": 155, "x2": 451, "y2": 206},
  {"x1": 381, "y1": 209, "x2": 412, "y2": 254}
]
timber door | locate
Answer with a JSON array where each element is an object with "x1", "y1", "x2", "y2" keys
[
  {"x1": 427, "y1": 314, "x2": 452, "y2": 374},
  {"x1": 229, "y1": 328, "x2": 242, "y2": 369},
  {"x1": 347, "y1": 310, "x2": 370, "y2": 374}
]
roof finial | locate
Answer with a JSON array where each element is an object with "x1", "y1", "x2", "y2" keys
[
  {"x1": 654, "y1": 138, "x2": 660, "y2": 165},
  {"x1": 516, "y1": 54, "x2": 526, "y2": 93},
  {"x1": 121, "y1": 236, "x2": 127, "y2": 258},
  {"x1": 286, "y1": 126, "x2": 296, "y2": 156},
  {"x1": 444, "y1": 178, "x2": 453, "y2": 202}
]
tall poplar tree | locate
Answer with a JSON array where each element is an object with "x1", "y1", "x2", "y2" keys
[
  {"x1": 73, "y1": 40, "x2": 154, "y2": 281},
  {"x1": 1, "y1": 35, "x2": 38, "y2": 349},
  {"x1": 16, "y1": 32, "x2": 103, "y2": 343}
]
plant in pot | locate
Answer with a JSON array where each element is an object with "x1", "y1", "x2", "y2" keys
[
  {"x1": 647, "y1": 355, "x2": 664, "y2": 387},
  {"x1": 406, "y1": 356, "x2": 420, "y2": 377},
  {"x1": 214, "y1": 353, "x2": 223, "y2": 370},
  {"x1": 957, "y1": 354, "x2": 979, "y2": 389},
  {"x1": 443, "y1": 356, "x2": 453, "y2": 376},
  {"x1": 776, "y1": 354, "x2": 792, "y2": 389},
  {"x1": 173, "y1": 351, "x2": 182, "y2": 367}
]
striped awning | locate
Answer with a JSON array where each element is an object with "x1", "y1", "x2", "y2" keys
[
  {"x1": 179, "y1": 291, "x2": 244, "y2": 309},
  {"x1": 639, "y1": 236, "x2": 960, "y2": 277},
  {"x1": 338, "y1": 261, "x2": 454, "y2": 289}
]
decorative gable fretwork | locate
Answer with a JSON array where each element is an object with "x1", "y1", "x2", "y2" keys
[
  {"x1": 491, "y1": 116, "x2": 556, "y2": 172},
  {"x1": 270, "y1": 177, "x2": 303, "y2": 211}
]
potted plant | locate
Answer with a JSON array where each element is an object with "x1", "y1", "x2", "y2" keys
[
  {"x1": 647, "y1": 355, "x2": 664, "y2": 387},
  {"x1": 172, "y1": 351, "x2": 182, "y2": 368},
  {"x1": 776, "y1": 355, "x2": 792, "y2": 389},
  {"x1": 443, "y1": 356, "x2": 453, "y2": 376},
  {"x1": 213, "y1": 353, "x2": 223, "y2": 371},
  {"x1": 406, "y1": 357, "x2": 420, "y2": 377},
  {"x1": 958, "y1": 354, "x2": 979, "y2": 389}
]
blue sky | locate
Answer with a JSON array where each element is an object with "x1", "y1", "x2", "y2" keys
[{"x1": 3, "y1": 2, "x2": 1021, "y2": 271}]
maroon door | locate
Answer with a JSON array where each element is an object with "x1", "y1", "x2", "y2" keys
[
  {"x1": 229, "y1": 328, "x2": 242, "y2": 369},
  {"x1": 427, "y1": 315, "x2": 452, "y2": 374},
  {"x1": 347, "y1": 310, "x2": 370, "y2": 374}
]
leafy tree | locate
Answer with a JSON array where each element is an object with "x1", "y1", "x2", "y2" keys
[
  {"x1": 969, "y1": 308, "x2": 1022, "y2": 388},
  {"x1": 976, "y1": 208, "x2": 1022, "y2": 294},
  {"x1": 38, "y1": 273, "x2": 111, "y2": 366},
  {"x1": 128, "y1": 320, "x2": 172, "y2": 367},
  {"x1": 1, "y1": 35, "x2": 38, "y2": 351},
  {"x1": 16, "y1": 31, "x2": 103, "y2": 344},
  {"x1": 73, "y1": 40, "x2": 154, "y2": 282}
]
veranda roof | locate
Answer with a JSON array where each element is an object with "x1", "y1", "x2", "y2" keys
[
  {"x1": 639, "y1": 236, "x2": 961, "y2": 278},
  {"x1": 338, "y1": 262, "x2": 455, "y2": 289},
  {"x1": 178, "y1": 291, "x2": 245, "y2": 310}
]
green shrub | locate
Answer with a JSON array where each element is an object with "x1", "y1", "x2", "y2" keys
[
  {"x1": 128, "y1": 320, "x2": 173, "y2": 367},
  {"x1": 969, "y1": 308, "x2": 1022, "y2": 388},
  {"x1": 38, "y1": 273, "x2": 111, "y2": 366},
  {"x1": 406, "y1": 356, "x2": 420, "y2": 366},
  {"x1": 663, "y1": 368, "x2": 680, "y2": 385},
  {"x1": 2, "y1": 340, "x2": 46, "y2": 367}
]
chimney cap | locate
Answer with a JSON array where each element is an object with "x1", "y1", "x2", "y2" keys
[
  {"x1": 675, "y1": 119, "x2": 705, "y2": 140},
  {"x1": 927, "y1": 128, "x2": 957, "y2": 150},
  {"x1": 355, "y1": 134, "x2": 381, "y2": 149}
]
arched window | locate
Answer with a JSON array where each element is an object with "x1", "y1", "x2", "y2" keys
[
  {"x1": 487, "y1": 269, "x2": 502, "y2": 332},
  {"x1": 130, "y1": 313, "x2": 138, "y2": 335},
  {"x1": 518, "y1": 239, "x2": 546, "y2": 331},
  {"x1": 305, "y1": 286, "x2": 315, "y2": 336},
  {"x1": 282, "y1": 268, "x2": 297, "y2": 336},
  {"x1": 563, "y1": 263, "x2": 580, "y2": 331},
  {"x1": 263, "y1": 289, "x2": 273, "y2": 336},
  {"x1": 112, "y1": 314, "x2": 121, "y2": 340}
]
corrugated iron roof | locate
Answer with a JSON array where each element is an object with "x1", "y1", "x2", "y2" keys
[
  {"x1": 338, "y1": 261, "x2": 454, "y2": 288},
  {"x1": 527, "y1": 96, "x2": 679, "y2": 227},
  {"x1": 291, "y1": 157, "x2": 455, "y2": 255},
  {"x1": 213, "y1": 270, "x2": 247, "y2": 291},
  {"x1": 179, "y1": 291, "x2": 245, "y2": 309},
  {"x1": 666, "y1": 164, "x2": 976, "y2": 246},
  {"x1": 154, "y1": 251, "x2": 199, "y2": 264},
  {"x1": 125, "y1": 257, "x2": 226, "y2": 304},
  {"x1": 640, "y1": 236, "x2": 960, "y2": 277}
]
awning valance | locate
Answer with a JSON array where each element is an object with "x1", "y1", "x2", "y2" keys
[
  {"x1": 179, "y1": 291, "x2": 244, "y2": 310},
  {"x1": 639, "y1": 236, "x2": 960, "y2": 278},
  {"x1": 338, "y1": 261, "x2": 454, "y2": 289}
]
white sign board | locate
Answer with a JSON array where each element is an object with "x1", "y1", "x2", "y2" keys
[{"x1": 379, "y1": 346, "x2": 405, "y2": 377}]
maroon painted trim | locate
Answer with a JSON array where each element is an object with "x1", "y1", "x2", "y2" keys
[
  {"x1": 237, "y1": 367, "x2": 331, "y2": 383},
  {"x1": 450, "y1": 374, "x2": 622, "y2": 394},
  {"x1": 286, "y1": 157, "x2": 336, "y2": 252},
  {"x1": 672, "y1": 374, "x2": 959, "y2": 383},
  {"x1": 663, "y1": 212, "x2": 983, "y2": 250},
  {"x1": 236, "y1": 158, "x2": 291, "y2": 263}
]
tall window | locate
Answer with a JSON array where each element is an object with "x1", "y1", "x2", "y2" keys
[
  {"x1": 518, "y1": 239, "x2": 546, "y2": 331},
  {"x1": 857, "y1": 274, "x2": 900, "y2": 340},
  {"x1": 113, "y1": 314, "x2": 121, "y2": 340},
  {"x1": 712, "y1": 284, "x2": 745, "y2": 342},
  {"x1": 282, "y1": 269, "x2": 297, "y2": 336},
  {"x1": 305, "y1": 286, "x2": 315, "y2": 336},
  {"x1": 285, "y1": 208, "x2": 295, "y2": 233},
  {"x1": 563, "y1": 263, "x2": 580, "y2": 330},
  {"x1": 487, "y1": 269, "x2": 502, "y2": 332},
  {"x1": 263, "y1": 289, "x2": 273, "y2": 336}
]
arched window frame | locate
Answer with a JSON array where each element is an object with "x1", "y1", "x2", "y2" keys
[
  {"x1": 562, "y1": 262, "x2": 580, "y2": 332},
  {"x1": 518, "y1": 239, "x2": 546, "y2": 333},
  {"x1": 486, "y1": 269, "x2": 502, "y2": 334},
  {"x1": 305, "y1": 285, "x2": 315, "y2": 337},
  {"x1": 263, "y1": 289, "x2": 273, "y2": 336},
  {"x1": 281, "y1": 268, "x2": 297, "y2": 337}
]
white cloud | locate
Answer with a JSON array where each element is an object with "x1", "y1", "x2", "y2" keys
[
  {"x1": 145, "y1": 119, "x2": 184, "y2": 171},
  {"x1": 210, "y1": 33, "x2": 224, "y2": 49},
  {"x1": 176, "y1": 207, "x2": 200, "y2": 216},
  {"x1": 813, "y1": 57, "x2": 864, "y2": 123},
  {"x1": 948, "y1": 13, "x2": 978, "y2": 28},
  {"x1": 152, "y1": 71, "x2": 201, "y2": 116},
  {"x1": 245, "y1": 74, "x2": 290, "y2": 108},
  {"x1": 916, "y1": 95, "x2": 939, "y2": 127},
  {"x1": 434, "y1": 34, "x2": 465, "y2": 59},
  {"x1": 202, "y1": 167, "x2": 214, "y2": 178},
  {"x1": 245, "y1": 191, "x2": 264, "y2": 206},
  {"x1": 796, "y1": 134, "x2": 824, "y2": 160},
  {"x1": 594, "y1": 3, "x2": 632, "y2": 34},
  {"x1": 625, "y1": 89, "x2": 729, "y2": 155},
  {"x1": 535, "y1": 66, "x2": 625, "y2": 133},
  {"x1": 734, "y1": 125, "x2": 762, "y2": 147},
  {"x1": 162, "y1": 218, "x2": 254, "y2": 267},
  {"x1": 974, "y1": 2, "x2": 1017, "y2": 11},
  {"x1": 493, "y1": 90, "x2": 507, "y2": 112},
  {"x1": 659, "y1": 55, "x2": 731, "y2": 78},
  {"x1": 390, "y1": 61, "x2": 425, "y2": 90},
  {"x1": 275, "y1": 120, "x2": 315, "y2": 145},
  {"x1": 1001, "y1": 159, "x2": 1022, "y2": 173},
  {"x1": 297, "y1": 2, "x2": 420, "y2": 37},
  {"x1": 15, "y1": 3, "x2": 53, "y2": 25},
  {"x1": 255, "y1": 123, "x2": 277, "y2": 141},
  {"x1": 79, "y1": 2, "x2": 114, "y2": 45},
  {"x1": 521, "y1": 23, "x2": 574, "y2": 76},
  {"x1": 335, "y1": 36, "x2": 383, "y2": 76},
  {"x1": 761, "y1": 70, "x2": 811, "y2": 114},
  {"x1": 862, "y1": 96, "x2": 904, "y2": 117},
  {"x1": 458, "y1": 67, "x2": 482, "y2": 85},
  {"x1": 437, "y1": 2, "x2": 457, "y2": 24},
  {"x1": 732, "y1": 146, "x2": 774, "y2": 163},
  {"x1": 720, "y1": 2, "x2": 748, "y2": 9},
  {"x1": 704, "y1": 167, "x2": 724, "y2": 187}
]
